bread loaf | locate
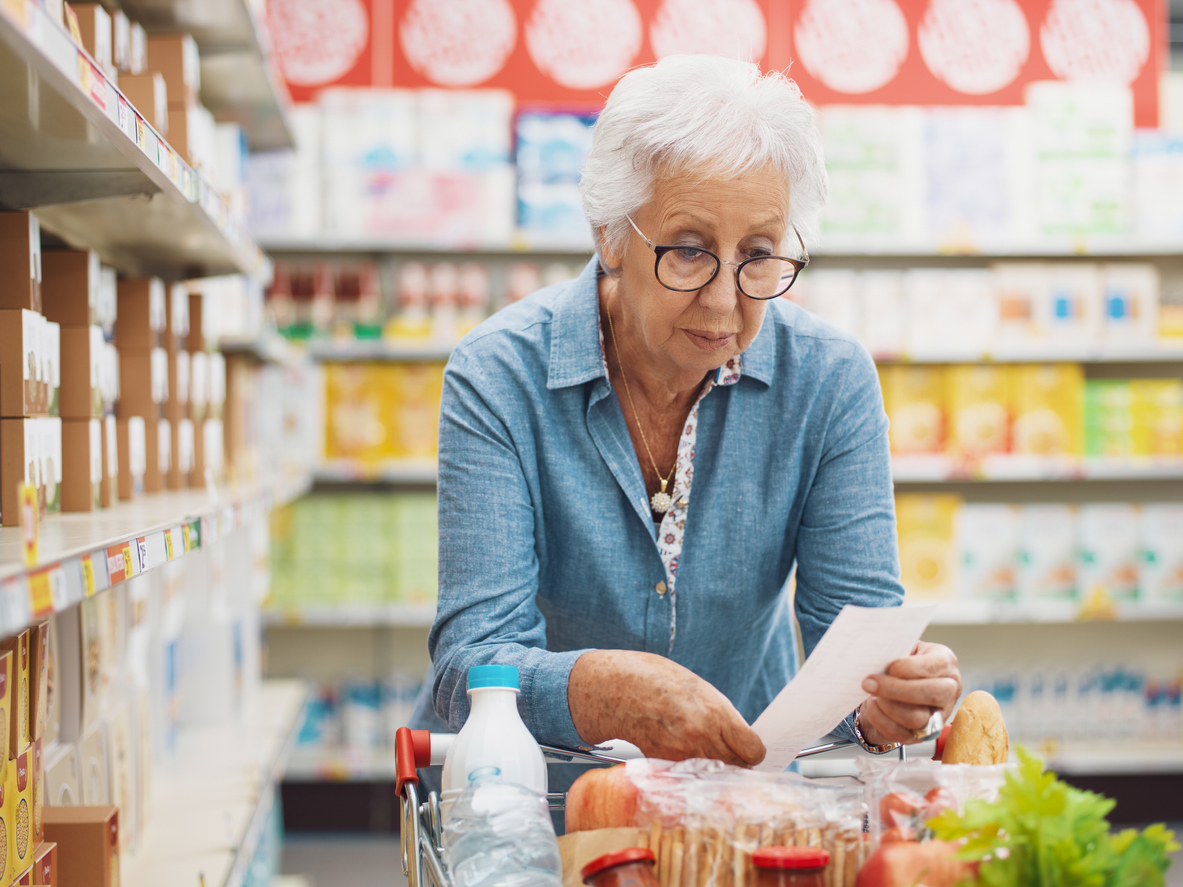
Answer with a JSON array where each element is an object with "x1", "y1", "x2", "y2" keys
[{"x1": 941, "y1": 691, "x2": 1008, "y2": 765}]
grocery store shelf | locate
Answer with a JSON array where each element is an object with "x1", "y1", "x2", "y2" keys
[
  {"x1": 124, "y1": 679, "x2": 309, "y2": 887},
  {"x1": 260, "y1": 237, "x2": 596, "y2": 259},
  {"x1": 263, "y1": 603, "x2": 436, "y2": 628},
  {"x1": 0, "y1": 0, "x2": 266, "y2": 279},
  {"x1": 1046, "y1": 741, "x2": 1183, "y2": 776},
  {"x1": 219, "y1": 332, "x2": 303, "y2": 366},
  {"x1": 0, "y1": 471, "x2": 311, "y2": 635},
  {"x1": 307, "y1": 340, "x2": 454, "y2": 363},
  {"x1": 314, "y1": 460, "x2": 440, "y2": 485},
  {"x1": 874, "y1": 344, "x2": 1183, "y2": 364},
  {"x1": 927, "y1": 598, "x2": 1183, "y2": 625},
  {"x1": 118, "y1": 0, "x2": 294, "y2": 151},
  {"x1": 284, "y1": 745, "x2": 400, "y2": 782},
  {"x1": 893, "y1": 455, "x2": 1183, "y2": 483}
]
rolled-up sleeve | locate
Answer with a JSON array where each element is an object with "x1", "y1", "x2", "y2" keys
[
  {"x1": 793, "y1": 344, "x2": 904, "y2": 740},
  {"x1": 429, "y1": 349, "x2": 592, "y2": 748}
]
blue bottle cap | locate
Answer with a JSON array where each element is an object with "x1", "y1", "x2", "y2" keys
[{"x1": 467, "y1": 664, "x2": 520, "y2": 690}]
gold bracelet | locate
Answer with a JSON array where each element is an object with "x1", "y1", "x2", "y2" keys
[{"x1": 854, "y1": 705, "x2": 902, "y2": 755}]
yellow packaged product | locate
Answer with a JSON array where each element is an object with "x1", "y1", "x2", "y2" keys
[
  {"x1": 323, "y1": 364, "x2": 391, "y2": 466},
  {"x1": 947, "y1": 364, "x2": 1011, "y2": 458},
  {"x1": 1131, "y1": 379, "x2": 1183, "y2": 457},
  {"x1": 391, "y1": 363, "x2": 445, "y2": 459},
  {"x1": 0, "y1": 765, "x2": 10, "y2": 886},
  {"x1": 881, "y1": 365, "x2": 947, "y2": 455},
  {"x1": 0, "y1": 652, "x2": 10, "y2": 786},
  {"x1": 0, "y1": 632, "x2": 30, "y2": 760},
  {"x1": 10, "y1": 750, "x2": 31, "y2": 878},
  {"x1": 1010, "y1": 363, "x2": 1083, "y2": 457},
  {"x1": 896, "y1": 493, "x2": 962, "y2": 600}
]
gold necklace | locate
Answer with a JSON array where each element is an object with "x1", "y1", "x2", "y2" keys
[{"x1": 606, "y1": 303, "x2": 675, "y2": 513}]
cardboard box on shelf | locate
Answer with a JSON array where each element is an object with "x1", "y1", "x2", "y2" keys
[
  {"x1": 203, "y1": 417, "x2": 224, "y2": 484},
  {"x1": 10, "y1": 749, "x2": 33, "y2": 876},
  {"x1": 0, "y1": 651, "x2": 11, "y2": 785},
  {"x1": 104, "y1": 703, "x2": 133, "y2": 852},
  {"x1": 40, "y1": 251, "x2": 99, "y2": 328},
  {"x1": 881, "y1": 364, "x2": 947, "y2": 455},
  {"x1": 0, "y1": 774, "x2": 10, "y2": 886},
  {"x1": 116, "y1": 72, "x2": 167, "y2": 136},
  {"x1": 100, "y1": 416, "x2": 117, "y2": 509},
  {"x1": 115, "y1": 347, "x2": 166, "y2": 420},
  {"x1": 68, "y1": 4, "x2": 113, "y2": 77},
  {"x1": 170, "y1": 418, "x2": 193, "y2": 490},
  {"x1": 143, "y1": 416, "x2": 170, "y2": 494},
  {"x1": 57, "y1": 326, "x2": 102, "y2": 419},
  {"x1": 31, "y1": 841, "x2": 53, "y2": 886},
  {"x1": 0, "y1": 631, "x2": 29, "y2": 758},
  {"x1": 1010, "y1": 363, "x2": 1084, "y2": 457},
  {"x1": 0, "y1": 309, "x2": 43, "y2": 417},
  {"x1": 43, "y1": 324, "x2": 58, "y2": 419},
  {"x1": 43, "y1": 744, "x2": 79, "y2": 807},
  {"x1": 29, "y1": 626, "x2": 47, "y2": 747},
  {"x1": 1131, "y1": 379, "x2": 1183, "y2": 457},
  {"x1": 146, "y1": 33, "x2": 199, "y2": 104},
  {"x1": 1084, "y1": 379, "x2": 1134, "y2": 457},
  {"x1": 957, "y1": 503, "x2": 1019, "y2": 599},
  {"x1": 188, "y1": 350, "x2": 208, "y2": 423},
  {"x1": 96, "y1": 268, "x2": 116, "y2": 340},
  {"x1": 897, "y1": 493, "x2": 961, "y2": 601},
  {"x1": 31, "y1": 743, "x2": 41, "y2": 850},
  {"x1": 129, "y1": 21, "x2": 146, "y2": 74},
  {"x1": 42, "y1": 418, "x2": 60, "y2": 515},
  {"x1": 187, "y1": 292, "x2": 205, "y2": 352},
  {"x1": 166, "y1": 349, "x2": 189, "y2": 422},
  {"x1": 167, "y1": 283, "x2": 189, "y2": 351},
  {"x1": 115, "y1": 417, "x2": 145, "y2": 500},
  {"x1": 76, "y1": 722, "x2": 109, "y2": 807},
  {"x1": 1, "y1": 419, "x2": 39, "y2": 527},
  {"x1": 61, "y1": 419, "x2": 102, "y2": 512},
  {"x1": 1141, "y1": 504, "x2": 1183, "y2": 600},
  {"x1": 98, "y1": 343, "x2": 118, "y2": 418},
  {"x1": 114, "y1": 278, "x2": 164, "y2": 350},
  {"x1": 14, "y1": 863, "x2": 32, "y2": 885},
  {"x1": 42, "y1": 806, "x2": 116, "y2": 887},
  {"x1": 43, "y1": 621, "x2": 58, "y2": 750},
  {"x1": 1078, "y1": 503, "x2": 1141, "y2": 602},
  {"x1": 0, "y1": 213, "x2": 41, "y2": 313},
  {"x1": 111, "y1": 8, "x2": 129, "y2": 72},
  {"x1": 948, "y1": 364, "x2": 1011, "y2": 459}
]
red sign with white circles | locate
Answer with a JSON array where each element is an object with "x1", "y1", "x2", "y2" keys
[{"x1": 267, "y1": 0, "x2": 1164, "y2": 125}]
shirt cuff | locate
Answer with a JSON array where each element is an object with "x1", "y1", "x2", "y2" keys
[{"x1": 520, "y1": 648, "x2": 595, "y2": 750}]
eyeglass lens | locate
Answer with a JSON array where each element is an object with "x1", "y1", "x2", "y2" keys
[{"x1": 657, "y1": 248, "x2": 798, "y2": 299}]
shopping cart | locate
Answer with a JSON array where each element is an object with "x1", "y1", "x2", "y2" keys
[{"x1": 395, "y1": 714, "x2": 943, "y2": 887}]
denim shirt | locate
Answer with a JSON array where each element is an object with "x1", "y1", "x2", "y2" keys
[{"x1": 429, "y1": 258, "x2": 904, "y2": 751}]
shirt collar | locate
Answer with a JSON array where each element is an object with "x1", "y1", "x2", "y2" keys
[{"x1": 547, "y1": 257, "x2": 775, "y2": 390}]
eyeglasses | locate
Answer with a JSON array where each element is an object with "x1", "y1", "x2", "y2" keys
[{"x1": 626, "y1": 216, "x2": 808, "y2": 300}]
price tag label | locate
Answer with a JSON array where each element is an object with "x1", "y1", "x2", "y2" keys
[
  {"x1": 121, "y1": 545, "x2": 132, "y2": 579},
  {"x1": 27, "y1": 571, "x2": 51, "y2": 617},
  {"x1": 81, "y1": 556, "x2": 96, "y2": 597},
  {"x1": 106, "y1": 547, "x2": 124, "y2": 584},
  {"x1": 182, "y1": 524, "x2": 191, "y2": 552},
  {"x1": 48, "y1": 567, "x2": 68, "y2": 611},
  {"x1": 164, "y1": 530, "x2": 174, "y2": 561},
  {"x1": 136, "y1": 537, "x2": 147, "y2": 573}
]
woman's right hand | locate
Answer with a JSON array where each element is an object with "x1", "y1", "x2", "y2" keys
[{"x1": 568, "y1": 649, "x2": 766, "y2": 767}]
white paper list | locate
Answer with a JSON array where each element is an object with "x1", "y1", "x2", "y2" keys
[{"x1": 751, "y1": 604, "x2": 937, "y2": 772}]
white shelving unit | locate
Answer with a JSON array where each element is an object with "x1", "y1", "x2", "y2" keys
[
  {"x1": 123, "y1": 679, "x2": 308, "y2": 887},
  {"x1": 263, "y1": 602, "x2": 436, "y2": 628},
  {"x1": 0, "y1": 0, "x2": 267, "y2": 279}
]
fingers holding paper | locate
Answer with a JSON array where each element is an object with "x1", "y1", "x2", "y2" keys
[{"x1": 859, "y1": 641, "x2": 962, "y2": 746}]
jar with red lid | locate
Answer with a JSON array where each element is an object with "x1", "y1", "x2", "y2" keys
[
  {"x1": 752, "y1": 847, "x2": 830, "y2": 887},
  {"x1": 581, "y1": 847, "x2": 660, "y2": 887}
]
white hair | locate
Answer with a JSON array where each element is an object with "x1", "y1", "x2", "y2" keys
[{"x1": 580, "y1": 54, "x2": 828, "y2": 270}]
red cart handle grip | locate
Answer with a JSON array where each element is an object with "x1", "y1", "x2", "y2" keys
[
  {"x1": 396, "y1": 727, "x2": 433, "y2": 797},
  {"x1": 932, "y1": 723, "x2": 952, "y2": 761}
]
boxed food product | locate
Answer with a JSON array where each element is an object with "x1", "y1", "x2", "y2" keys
[
  {"x1": 43, "y1": 323, "x2": 58, "y2": 419},
  {"x1": 143, "y1": 416, "x2": 170, "y2": 493},
  {"x1": 41, "y1": 807, "x2": 117, "y2": 887},
  {"x1": 116, "y1": 417, "x2": 146, "y2": 500},
  {"x1": 115, "y1": 346, "x2": 167, "y2": 420},
  {"x1": 0, "y1": 309, "x2": 43, "y2": 417},
  {"x1": 31, "y1": 742, "x2": 42, "y2": 848},
  {"x1": 1016, "y1": 504, "x2": 1078, "y2": 599},
  {"x1": 100, "y1": 416, "x2": 117, "y2": 509},
  {"x1": 188, "y1": 350, "x2": 208, "y2": 423},
  {"x1": 0, "y1": 419, "x2": 41, "y2": 526},
  {"x1": 104, "y1": 703, "x2": 134, "y2": 851},
  {"x1": 1084, "y1": 379, "x2": 1134, "y2": 457},
  {"x1": 1038, "y1": 262, "x2": 1101, "y2": 346},
  {"x1": 187, "y1": 291, "x2": 205, "y2": 352},
  {"x1": 1131, "y1": 379, "x2": 1183, "y2": 457},
  {"x1": 146, "y1": 33, "x2": 199, "y2": 103},
  {"x1": 1010, "y1": 364, "x2": 1084, "y2": 457},
  {"x1": 32, "y1": 841, "x2": 54, "y2": 886},
  {"x1": 114, "y1": 278, "x2": 165, "y2": 351},
  {"x1": 956, "y1": 503, "x2": 1019, "y2": 599},
  {"x1": 0, "y1": 771, "x2": 10, "y2": 885},
  {"x1": 29, "y1": 626, "x2": 47, "y2": 746},
  {"x1": 171, "y1": 418, "x2": 194, "y2": 489},
  {"x1": 117, "y1": 73, "x2": 167, "y2": 135},
  {"x1": 129, "y1": 22, "x2": 146, "y2": 74},
  {"x1": 98, "y1": 343, "x2": 118, "y2": 417},
  {"x1": 61, "y1": 419, "x2": 102, "y2": 513},
  {"x1": 44, "y1": 622, "x2": 58, "y2": 750},
  {"x1": 77, "y1": 722, "x2": 109, "y2": 806},
  {"x1": 0, "y1": 632, "x2": 29, "y2": 758},
  {"x1": 947, "y1": 364, "x2": 1010, "y2": 458},
  {"x1": 208, "y1": 352, "x2": 225, "y2": 419},
  {"x1": 57, "y1": 326, "x2": 103, "y2": 419},
  {"x1": 111, "y1": 8, "x2": 129, "y2": 72},
  {"x1": 1078, "y1": 503, "x2": 1141, "y2": 601},
  {"x1": 10, "y1": 749, "x2": 33, "y2": 876},
  {"x1": 0, "y1": 651, "x2": 11, "y2": 784},
  {"x1": 1140, "y1": 504, "x2": 1183, "y2": 600},
  {"x1": 96, "y1": 268, "x2": 116, "y2": 340},
  {"x1": 42, "y1": 419, "x2": 60, "y2": 515},
  {"x1": 881, "y1": 365, "x2": 947, "y2": 455},
  {"x1": 993, "y1": 262, "x2": 1042, "y2": 350},
  {"x1": 40, "y1": 251, "x2": 99, "y2": 327},
  {"x1": 897, "y1": 494, "x2": 961, "y2": 600},
  {"x1": 14, "y1": 862, "x2": 32, "y2": 884},
  {"x1": 0, "y1": 213, "x2": 41, "y2": 313},
  {"x1": 43, "y1": 743, "x2": 79, "y2": 806},
  {"x1": 166, "y1": 349, "x2": 190, "y2": 424},
  {"x1": 69, "y1": 4, "x2": 113, "y2": 76},
  {"x1": 1101, "y1": 263, "x2": 1159, "y2": 342}
]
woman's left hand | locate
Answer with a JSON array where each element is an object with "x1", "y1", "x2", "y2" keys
[{"x1": 858, "y1": 641, "x2": 961, "y2": 746}]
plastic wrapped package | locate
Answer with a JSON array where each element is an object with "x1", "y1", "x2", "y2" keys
[
  {"x1": 571, "y1": 759, "x2": 867, "y2": 887},
  {"x1": 859, "y1": 759, "x2": 1009, "y2": 846}
]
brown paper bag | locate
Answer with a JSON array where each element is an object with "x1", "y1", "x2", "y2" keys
[{"x1": 558, "y1": 827, "x2": 649, "y2": 887}]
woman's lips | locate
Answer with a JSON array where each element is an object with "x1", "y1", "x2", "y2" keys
[{"x1": 683, "y1": 329, "x2": 735, "y2": 351}]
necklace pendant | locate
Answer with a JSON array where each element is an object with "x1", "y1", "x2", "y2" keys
[{"x1": 650, "y1": 490, "x2": 673, "y2": 513}]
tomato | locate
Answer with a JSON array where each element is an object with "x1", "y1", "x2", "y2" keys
[
  {"x1": 878, "y1": 791, "x2": 924, "y2": 832},
  {"x1": 923, "y1": 786, "x2": 959, "y2": 821},
  {"x1": 855, "y1": 840, "x2": 978, "y2": 887}
]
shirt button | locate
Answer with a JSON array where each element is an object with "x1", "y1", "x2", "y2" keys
[{"x1": 655, "y1": 581, "x2": 667, "y2": 595}]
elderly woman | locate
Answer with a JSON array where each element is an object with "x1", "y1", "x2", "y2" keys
[{"x1": 423, "y1": 54, "x2": 961, "y2": 767}]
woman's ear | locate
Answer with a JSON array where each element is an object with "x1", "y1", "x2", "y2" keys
[{"x1": 597, "y1": 225, "x2": 623, "y2": 277}]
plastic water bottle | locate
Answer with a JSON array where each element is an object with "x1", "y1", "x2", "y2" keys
[
  {"x1": 442, "y1": 771, "x2": 563, "y2": 887},
  {"x1": 441, "y1": 665, "x2": 548, "y2": 804}
]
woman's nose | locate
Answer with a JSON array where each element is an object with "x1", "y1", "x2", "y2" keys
[{"x1": 698, "y1": 262, "x2": 741, "y2": 313}]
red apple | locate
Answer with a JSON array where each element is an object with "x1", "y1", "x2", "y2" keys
[
  {"x1": 565, "y1": 765, "x2": 640, "y2": 832},
  {"x1": 855, "y1": 840, "x2": 977, "y2": 887}
]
